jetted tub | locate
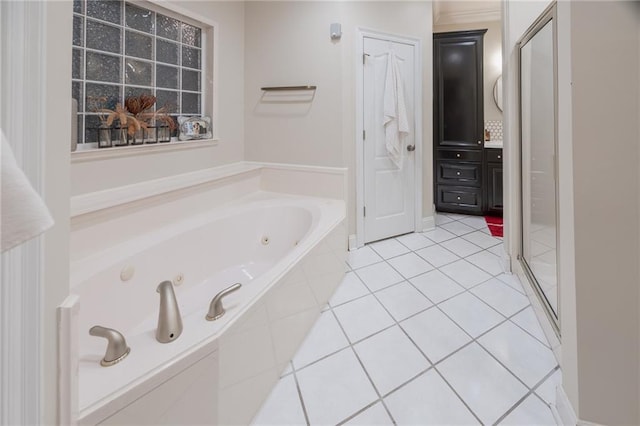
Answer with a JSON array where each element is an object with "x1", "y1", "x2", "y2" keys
[{"x1": 70, "y1": 191, "x2": 346, "y2": 424}]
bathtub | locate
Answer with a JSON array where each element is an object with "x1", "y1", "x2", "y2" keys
[{"x1": 70, "y1": 191, "x2": 346, "y2": 424}]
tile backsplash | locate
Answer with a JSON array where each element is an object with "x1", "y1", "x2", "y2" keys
[{"x1": 485, "y1": 120, "x2": 503, "y2": 141}]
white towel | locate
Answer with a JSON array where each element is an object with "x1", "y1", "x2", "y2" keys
[
  {"x1": 1, "y1": 130, "x2": 54, "y2": 252},
  {"x1": 383, "y1": 52, "x2": 410, "y2": 169}
]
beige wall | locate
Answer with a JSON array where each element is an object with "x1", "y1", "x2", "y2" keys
[
  {"x1": 244, "y1": 1, "x2": 434, "y2": 236},
  {"x1": 505, "y1": 1, "x2": 640, "y2": 424},
  {"x1": 434, "y1": 19, "x2": 503, "y2": 123},
  {"x1": 40, "y1": 2, "x2": 74, "y2": 424},
  {"x1": 70, "y1": 1, "x2": 246, "y2": 196},
  {"x1": 569, "y1": 2, "x2": 639, "y2": 423}
]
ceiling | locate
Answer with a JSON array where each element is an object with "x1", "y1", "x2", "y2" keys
[{"x1": 433, "y1": 0, "x2": 502, "y2": 25}]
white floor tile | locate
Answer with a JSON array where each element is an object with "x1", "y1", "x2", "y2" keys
[
  {"x1": 471, "y1": 278, "x2": 531, "y2": 317},
  {"x1": 401, "y1": 307, "x2": 472, "y2": 363},
  {"x1": 415, "y1": 245, "x2": 460, "y2": 268},
  {"x1": 292, "y1": 311, "x2": 349, "y2": 369},
  {"x1": 354, "y1": 326, "x2": 429, "y2": 395},
  {"x1": 496, "y1": 273, "x2": 526, "y2": 294},
  {"x1": 369, "y1": 238, "x2": 411, "y2": 259},
  {"x1": 375, "y1": 282, "x2": 433, "y2": 321},
  {"x1": 333, "y1": 295, "x2": 395, "y2": 343},
  {"x1": 409, "y1": 270, "x2": 465, "y2": 304},
  {"x1": 479, "y1": 322, "x2": 557, "y2": 388},
  {"x1": 437, "y1": 343, "x2": 528, "y2": 425},
  {"x1": 459, "y1": 216, "x2": 489, "y2": 230},
  {"x1": 344, "y1": 403, "x2": 393, "y2": 425},
  {"x1": 511, "y1": 307, "x2": 550, "y2": 346},
  {"x1": 395, "y1": 232, "x2": 435, "y2": 251},
  {"x1": 535, "y1": 369, "x2": 562, "y2": 404},
  {"x1": 387, "y1": 252, "x2": 435, "y2": 279},
  {"x1": 462, "y1": 231, "x2": 502, "y2": 249},
  {"x1": 439, "y1": 292, "x2": 505, "y2": 338},
  {"x1": 296, "y1": 349, "x2": 378, "y2": 425},
  {"x1": 488, "y1": 242, "x2": 505, "y2": 257},
  {"x1": 423, "y1": 227, "x2": 457, "y2": 243},
  {"x1": 330, "y1": 272, "x2": 370, "y2": 307},
  {"x1": 355, "y1": 262, "x2": 404, "y2": 292},
  {"x1": 499, "y1": 394, "x2": 556, "y2": 425},
  {"x1": 440, "y1": 237, "x2": 484, "y2": 258},
  {"x1": 251, "y1": 375, "x2": 306, "y2": 426},
  {"x1": 348, "y1": 246, "x2": 383, "y2": 270},
  {"x1": 440, "y1": 220, "x2": 477, "y2": 236},
  {"x1": 435, "y1": 213, "x2": 455, "y2": 225},
  {"x1": 465, "y1": 250, "x2": 504, "y2": 276},
  {"x1": 439, "y1": 259, "x2": 492, "y2": 289},
  {"x1": 385, "y1": 369, "x2": 479, "y2": 426},
  {"x1": 443, "y1": 213, "x2": 468, "y2": 220}
]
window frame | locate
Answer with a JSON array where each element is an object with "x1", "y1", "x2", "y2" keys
[{"x1": 71, "y1": 0, "x2": 218, "y2": 153}]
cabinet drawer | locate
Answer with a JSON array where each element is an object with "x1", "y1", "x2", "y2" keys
[
  {"x1": 486, "y1": 148, "x2": 503, "y2": 163},
  {"x1": 436, "y1": 185, "x2": 482, "y2": 214},
  {"x1": 438, "y1": 149, "x2": 483, "y2": 162},
  {"x1": 438, "y1": 162, "x2": 481, "y2": 185}
]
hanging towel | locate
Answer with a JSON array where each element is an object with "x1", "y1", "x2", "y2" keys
[
  {"x1": 1, "y1": 130, "x2": 54, "y2": 252},
  {"x1": 383, "y1": 51, "x2": 410, "y2": 169}
]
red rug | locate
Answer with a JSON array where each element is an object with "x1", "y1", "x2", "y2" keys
[{"x1": 485, "y1": 216, "x2": 503, "y2": 237}]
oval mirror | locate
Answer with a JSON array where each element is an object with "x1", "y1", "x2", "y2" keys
[{"x1": 493, "y1": 75, "x2": 503, "y2": 111}]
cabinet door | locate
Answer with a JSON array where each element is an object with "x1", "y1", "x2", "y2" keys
[
  {"x1": 434, "y1": 31, "x2": 485, "y2": 148},
  {"x1": 486, "y1": 163, "x2": 503, "y2": 214}
]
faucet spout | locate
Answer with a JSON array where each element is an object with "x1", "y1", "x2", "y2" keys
[
  {"x1": 89, "y1": 326, "x2": 130, "y2": 367},
  {"x1": 156, "y1": 280, "x2": 183, "y2": 343}
]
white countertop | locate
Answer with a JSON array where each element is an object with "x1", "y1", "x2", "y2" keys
[{"x1": 484, "y1": 140, "x2": 503, "y2": 149}]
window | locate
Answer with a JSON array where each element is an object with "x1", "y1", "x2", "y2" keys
[{"x1": 72, "y1": 0, "x2": 208, "y2": 148}]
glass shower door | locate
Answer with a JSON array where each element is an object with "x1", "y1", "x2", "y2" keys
[{"x1": 520, "y1": 16, "x2": 559, "y2": 321}]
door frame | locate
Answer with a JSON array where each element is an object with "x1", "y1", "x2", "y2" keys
[{"x1": 355, "y1": 28, "x2": 423, "y2": 248}]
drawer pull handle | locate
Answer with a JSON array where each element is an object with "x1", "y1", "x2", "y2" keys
[
  {"x1": 497, "y1": 155, "x2": 501, "y2": 159},
  {"x1": 477, "y1": 141, "x2": 482, "y2": 145},
  {"x1": 457, "y1": 196, "x2": 461, "y2": 200},
  {"x1": 456, "y1": 153, "x2": 461, "y2": 158},
  {"x1": 456, "y1": 171, "x2": 461, "y2": 176}
]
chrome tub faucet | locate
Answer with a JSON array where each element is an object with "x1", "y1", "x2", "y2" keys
[
  {"x1": 156, "y1": 280, "x2": 183, "y2": 343},
  {"x1": 89, "y1": 326, "x2": 130, "y2": 367}
]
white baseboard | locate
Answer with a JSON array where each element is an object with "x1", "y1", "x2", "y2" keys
[
  {"x1": 554, "y1": 384, "x2": 577, "y2": 426},
  {"x1": 422, "y1": 216, "x2": 435, "y2": 232},
  {"x1": 348, "y1": 234, "x2": 357, "y2": 251}
]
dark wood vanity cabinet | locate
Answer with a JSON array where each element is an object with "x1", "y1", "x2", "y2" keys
[
  {"x1": 434, "y1": 30, "x2": 486, "y2": 215},
  {"x1": 485, "y1": 149, "x2": 504, "y2": 215}
]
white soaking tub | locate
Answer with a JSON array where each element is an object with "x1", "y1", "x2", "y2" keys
[{"x1": 70, "y1": 192, "x2": 346, "y2": 425}]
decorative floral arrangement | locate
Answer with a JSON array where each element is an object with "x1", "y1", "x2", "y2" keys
[
  {"x1": 123, "y1": 94, "x2": 176, "y2": 134},
  {"x1": 89, "y1": 94, "x2": 176, "y2": 136}
]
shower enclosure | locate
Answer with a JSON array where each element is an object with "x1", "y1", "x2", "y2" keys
[{"x1": 519, "y1": 5, "x2": 559, "y2": 332}]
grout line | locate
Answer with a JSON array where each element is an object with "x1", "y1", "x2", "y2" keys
[{"x1": 290, "y1": 362, "x2": 311, "y2": 426}]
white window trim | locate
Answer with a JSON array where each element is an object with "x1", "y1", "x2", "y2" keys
[{"x1": 72, "y1": 0, "x2": 219, "y2": 153}]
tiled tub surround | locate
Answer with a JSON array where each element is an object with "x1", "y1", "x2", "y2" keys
[
  {"x1": 65, "y1": 163, "x2": 347, "y2": 425},
  {"x1": 254, "y1": 213, "x2": 560, "y2": 426}
]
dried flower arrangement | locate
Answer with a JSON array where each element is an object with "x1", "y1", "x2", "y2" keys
[
  {"x1": 123, "y1": 94, "x2": 177, "y2": 135},
  {"x1": 88, "y1": 94, "x2": 176, "y2": 138}
]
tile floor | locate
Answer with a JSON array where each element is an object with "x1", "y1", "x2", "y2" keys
[{"x1": 252, "y1": 213, "x2": 560, "y2": 426}]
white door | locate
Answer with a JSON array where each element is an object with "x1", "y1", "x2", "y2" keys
[{"x1": 363, "y1": 37, "x2": 416, "y2": 243}]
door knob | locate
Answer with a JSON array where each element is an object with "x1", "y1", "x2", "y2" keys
[{"x1": 407, "y1": 145, "x2": 415, "y2": 152}]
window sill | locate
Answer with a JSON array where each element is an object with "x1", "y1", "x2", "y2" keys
[{"x1": 70, "y1": 139, "x2": 219, "y2": 163}]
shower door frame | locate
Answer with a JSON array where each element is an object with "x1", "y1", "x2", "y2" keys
[{"x1": 517, "y1": 3, "x2": 561, "y2": 335}]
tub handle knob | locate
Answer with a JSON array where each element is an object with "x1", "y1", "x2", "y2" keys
[
  {"x1": 89, "y1": 326, "x2": 130, "y2": 367},
  {"x1": 206, "y1": 283, "x2": 242, "y2": 321}
]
